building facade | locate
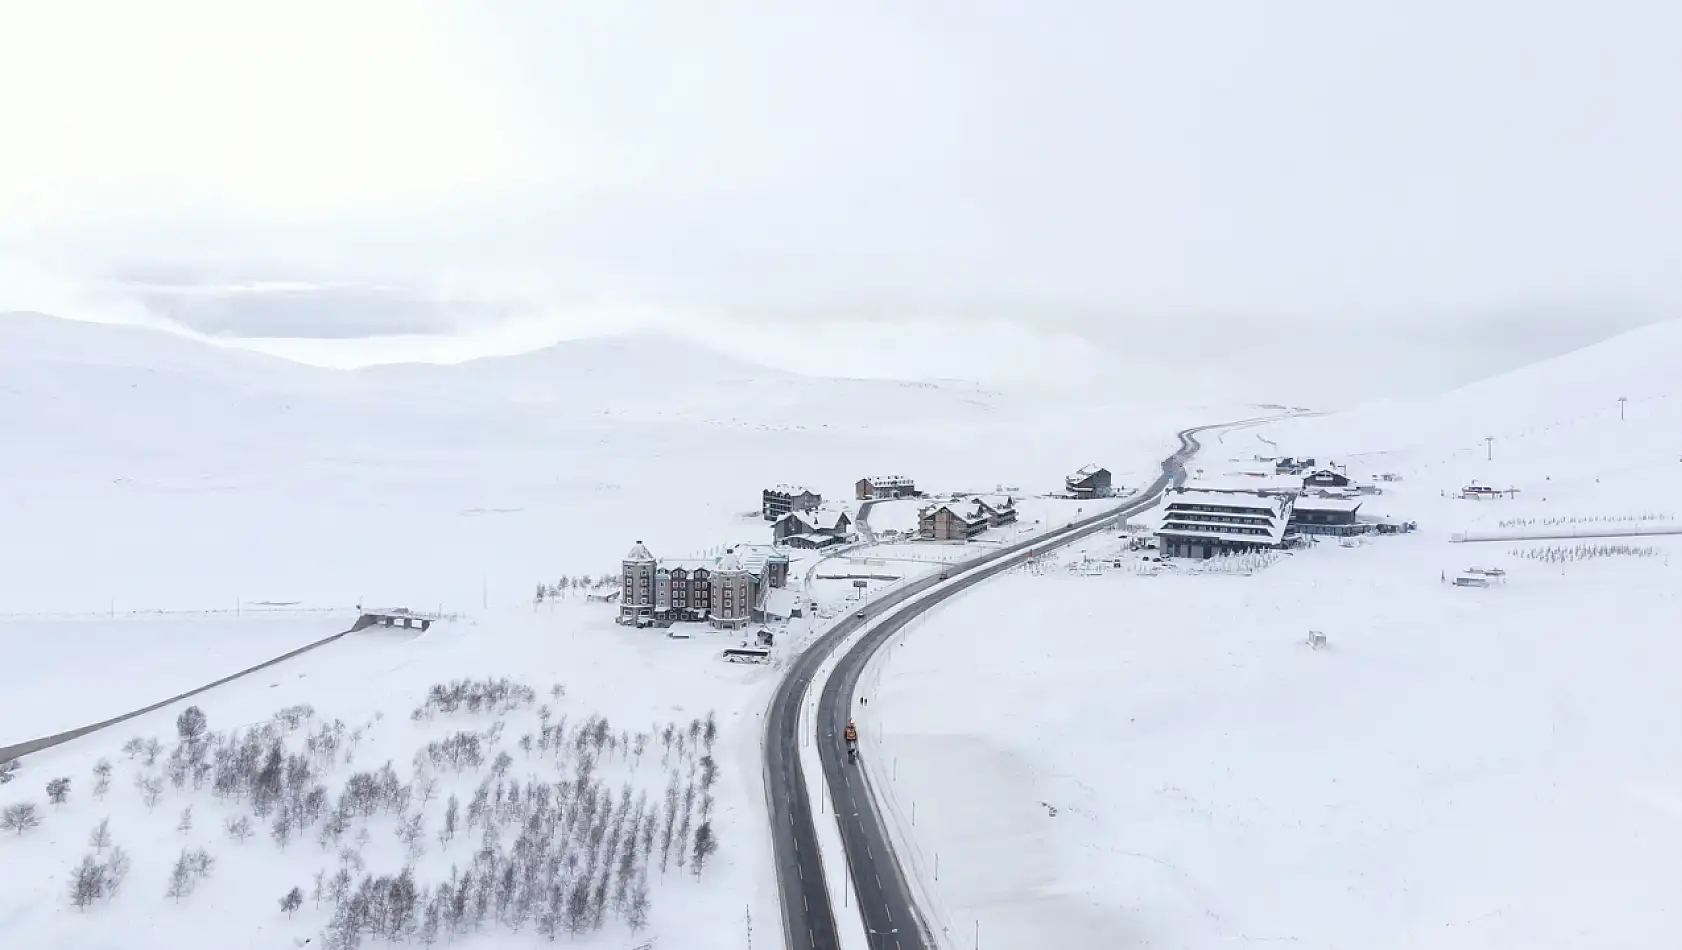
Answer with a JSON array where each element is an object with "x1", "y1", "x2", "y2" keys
[
  {"x1": 918, "y1": 495, "x2": 1017, "y2": 541},
  {"x1": 855, "y1": 475, "x2": 917, "y2": 500},
  {"x1": 1302, "y1": 468, "x2": 1350, "y2": 489},
  {"x1": 762, "y1": 485, "x2": 823, "y2": 521},
  {"x1": 772, "y1": 507, "x2": 854, "y2": 549},
  {"x1": 1065, "y1": 464, "x2": 1113, "y2": 498},
  {"x1": 1154, "y1": 489, "x2": 1296, "y2": 558},
  {"x1": 619, "y1": 542, "x2": 790, "y2": 628},
  {"x1": 1291, "y1": 497, "x2": 1364, "y2": 535}
]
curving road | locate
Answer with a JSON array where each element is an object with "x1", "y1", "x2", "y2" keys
[{"x1": 765, "y1": 422, "x2": 1249, "y2": 950}]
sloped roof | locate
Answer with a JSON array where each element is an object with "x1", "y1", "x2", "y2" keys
[
  {"x1": 715, "y1": 547, "x2": 746, "y2": 573},
  {"x1": 1294, "y1": 497, "x2": 1363, "y2": 513},
  {"x1": 624, "y1": 541, "x2": 655, "y2": 563},
  {"x1": 769, "y1": 484, "x2": 818, "y2": 496}
]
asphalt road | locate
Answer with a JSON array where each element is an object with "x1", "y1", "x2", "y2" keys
[{"x1": 765, "y1": 423, "x2": 1238, "y2": 950}]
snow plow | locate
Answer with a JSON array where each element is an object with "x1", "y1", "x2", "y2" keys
[{"x1": 844, "y1": 719, "x2": 859, "y2": 763}]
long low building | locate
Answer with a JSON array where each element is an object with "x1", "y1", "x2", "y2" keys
[
  {"x1": 1154, "y1": 488, "x2": 1296, "y2": 558},
  {"x1": 1292, "y1": 496, "x2": 1364, "y2": 535},
  {"x1": 918, "y1": 494, "x2": 1017, "y2": 541}
]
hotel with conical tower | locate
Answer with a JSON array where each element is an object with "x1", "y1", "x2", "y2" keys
[{"x1": 618, "y1": 540, "x2": 791, "y2": 629}]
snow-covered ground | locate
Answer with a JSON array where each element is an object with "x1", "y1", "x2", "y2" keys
[
  {"x1": 864, "y1": 319, "x2": 1682, "y2": 949},
  {"x1": 0, "y1": 613, "x2": 355, "y2": 747},
  {"x1": 0, "y1": 602, "x2": 785, "y2": 949},
  {"x1": 0, "y1": 312, "x2": 1239, "y2": 949}
]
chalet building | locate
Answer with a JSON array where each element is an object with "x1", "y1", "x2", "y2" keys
[
  {"x1": 918, "y1": 495, "x2": 1017, "y2": 541},
  {"x1": 1154, "y1": 488, "x2": 1296, "y2": 559},
  {"x1": 855, "y1": 475, "x2": 917, "y2": 500},
  {"x1": 1065, "y1": 464, "x2": 1113, "y2": 498},
  {"x1": 762, "y1": 485, "x2": 822, "y2": 521},
  {"x1": 1302, "y1": 468, "x2": 1350, "y2": 489},
  {"x1": 618, "y1": 541, "x2": 790, "y2": 629},
  {"x1": 1290, "y1": 497, "x2": 1364, "y2": 536},
  {"x1": 772, "y1": 507, "x2": 855, "y2": 549},
  {"x1": 1275, "y1": 457, "x2": 1316, "y2": 475}
]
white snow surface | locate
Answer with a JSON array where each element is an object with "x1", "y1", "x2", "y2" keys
[
  {"x1": 865, "y1": 318, "x2": 1682, "y2": 949},
  {"x1": 0, "y1": 312, "x2": 1246, "y2": 949},
  {"x1": 0, "y1": 613, "x2": 355, "y2": 746}
]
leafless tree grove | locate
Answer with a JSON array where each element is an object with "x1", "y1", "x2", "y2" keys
[{"x1": 38, "y1": 678, "x2": 724, "y2": 942}]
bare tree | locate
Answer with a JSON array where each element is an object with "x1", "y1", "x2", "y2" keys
[
  {"x1": 177, "y1": 806, "x2": 194, "y2": 835},
  {"x1": 136, "y1": 774, "x2": 164, "y2": 811},
  {"x1": 47, "y1": 776, "x2": 71, "y2": 806},
  {"x1": 271, "y1": 807, "x2": 294, "y2": 849},
  {"x1": 106, "y1": 846, "x2": 132, "y2": 895},
  {"x1": 69, "y1": 854, "x2": 108, "y2": 910},
  {"x1": 141, "y1": 738, "x2": 163, "y2": 767},
  {"x1": 626, "y1": 881, "x2": 650, "y2": 932},
  {"x1": 225, "y1": 815, "x2": 254, "y2": 844},
  {"x1": 89, "y1": 818, "x2": 112, "y2": 852},
  {"x1": 0, "y1": 757, "x2": 20, "y2": 785},
  {"x1": 691, "y1": 821, "x2": 717, "y2": 875},
  {"x1": 2, "y1": 802, "x2": 41, "y2": 834},
  {"x1": 93, "y1": 773, "x2": 111, "y2": 801},
  {"x1": 440, "y1": 794, "x2": 459, "y2": 845},
  {"x1": 165, "y1": 850, "x2": 195, "y2": 901},
  {"x1": 176, "y1": 706, "x2": 209, "y2": 745},
  {"x1": 280, "y1": 886, "x2": 304, "y2": 918}
]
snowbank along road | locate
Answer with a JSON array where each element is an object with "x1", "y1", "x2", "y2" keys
[{"x1": 765, "y1": 420, "x2": 1259, "y2": 950}]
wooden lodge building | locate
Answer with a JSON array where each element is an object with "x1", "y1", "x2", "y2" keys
[
  {"x1": 918, "y1": 495, "x2": 1018, "y2": 541},
  {"x1": 770, "y1": 507, "x2": 856, "y2": 549}
]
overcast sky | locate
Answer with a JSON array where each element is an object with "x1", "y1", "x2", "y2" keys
[{"x1": 1, "y1": 1, "x2": 1676, "y2": 394}]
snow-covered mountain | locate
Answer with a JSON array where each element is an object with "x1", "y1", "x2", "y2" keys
[{"x1": 0, "y1": 312, "x2": 1222, "y2": 615}]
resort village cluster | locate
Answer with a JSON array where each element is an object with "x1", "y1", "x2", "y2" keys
[{"x1": 604, "y1": 456, "x2": 1426, "y2": 632}]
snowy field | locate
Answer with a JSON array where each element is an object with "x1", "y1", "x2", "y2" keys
[
  {"x1": 864, "y1": 319, "x2": 1682, "y2": 949},
  {"x1": 0, "y1": 613, "x2": 355, "y2": 747},
  {"x1": 0, "y1": 313, "x2": 1239, "y2": 949},
  {"x1": 0, "y1": 602, "x2": 785, "y2": 950}
]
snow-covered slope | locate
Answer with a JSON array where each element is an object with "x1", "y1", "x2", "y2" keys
[
  {"x1": 0, "y1": 313, "x2": 1232, "y2": 616},
  {"x1": 866, "y1": 323, "x2": 1682, "y2": 949},
  {"x1": 1266, "y1": 317, "x2": 1682, "y2": 459}
]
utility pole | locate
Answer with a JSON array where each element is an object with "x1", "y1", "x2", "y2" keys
[
  {"x1": 1619, "y1": 396, "x2": 1628, "y2": 421},
  {"x1": 1485, "y1": 437, "x2": 1495, "y2": 461}
]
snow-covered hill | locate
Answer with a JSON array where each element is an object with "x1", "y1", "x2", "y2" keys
[
  {"x1": 866, "y1": 322, "x2": 1682, "y2": 949},
  {"x1": 0, "y1": 313, "x2": 1230, "y2": 616},
  {"x1": 0, "y1": 311, "x2": 1255, "y2": 950}
]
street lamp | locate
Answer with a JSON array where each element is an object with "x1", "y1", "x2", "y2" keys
[{"x1": 1619, "y1": 396, "x2": 1628, "y2": 421}]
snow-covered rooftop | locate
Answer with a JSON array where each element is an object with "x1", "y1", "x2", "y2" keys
[
  {"x1": 761, "y1": 587, "x2": 801, "y2": 618},
  {"x1": 624, "y1": 541, "x2": 655, "y2": 563},
  {"x1": 768, "y1": 484, "x2": 818, "y2": 496},
  {"x1": 1162, "y1": 489, "x2": 1292, "y2": 515},
  {"x1": 1294, "y1": 497, "x2": 1364, "y2": 513}
]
